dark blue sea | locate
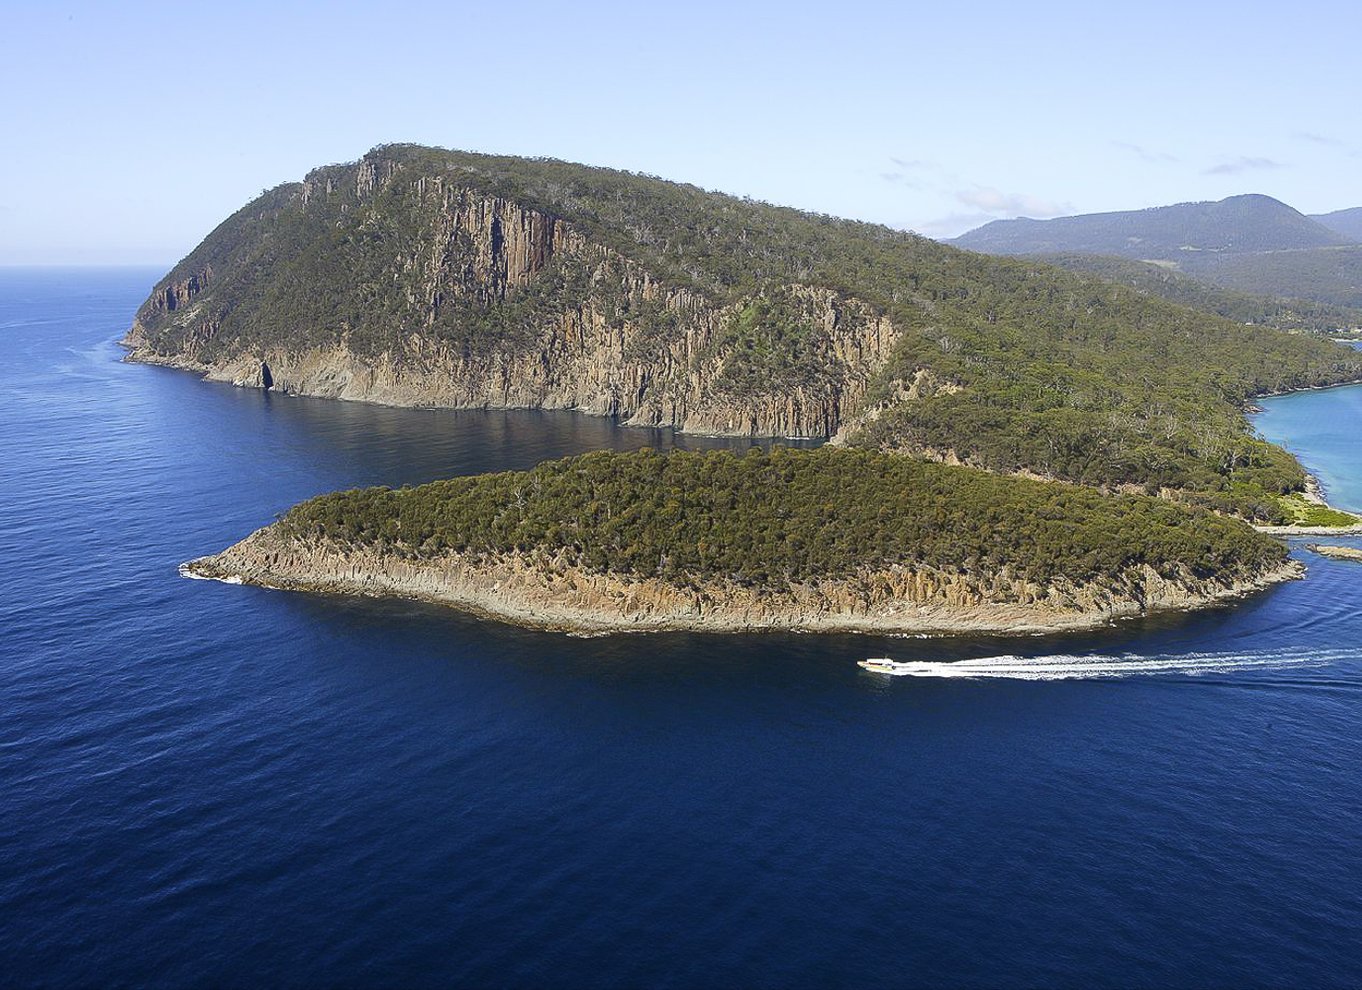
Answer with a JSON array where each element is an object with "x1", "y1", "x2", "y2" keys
[{"x1": 5, "y1": 268, "x2": 1362, "y2": 988}]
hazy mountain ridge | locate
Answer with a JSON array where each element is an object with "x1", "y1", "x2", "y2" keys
[
  {"x1": 1312, "y1": 207, "x2": 1362, "y2": 242},
  {"x1": 952, "y1": 195, "x2": 1353, "y2": 258},
  {"x1": 952, "y1": 195, "x2": 1362, "y2": 310}
]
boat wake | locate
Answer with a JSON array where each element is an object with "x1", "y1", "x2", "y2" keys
[{"x1": 872, "y1": 648, "x2": 1351, "y2": 680}]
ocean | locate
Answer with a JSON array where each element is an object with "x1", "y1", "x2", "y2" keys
[{"x1": 4, "y1": 267, "x2": 1362, "y2": 988}]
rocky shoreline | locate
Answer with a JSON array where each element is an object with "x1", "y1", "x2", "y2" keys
[
  {"x1": 1306, "y1": 544, "x2": 1362, "y2": 562},
  {"x1": 1256, "y1": 522, "x2": 1362, "y2": 536},
  {"x1": 182, "y1": 526, "x2": 1305, "y2": 637}
]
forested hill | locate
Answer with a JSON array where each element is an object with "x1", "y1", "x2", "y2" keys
[
  {"x1": 1031, "y1": 254, "x2": 1362, "y2": 333},
  {"x1": 951, "y1": 195, "x2": 1353, "y2": 258},
  {"x1": 129, "y1": 145, "x2": 1362, "y2": 518}
]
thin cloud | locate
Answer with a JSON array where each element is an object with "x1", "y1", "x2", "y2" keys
[
  {"x1": 1112, "y1": 141, "x2": 1178, "y2": 164},
  {"x1": 880, "y1": 171, "x2": 923, "y2": 188},
  {"x1": 1294, "y1": 131, "x2": 1346, "y2": 148},
  {"x1": 1292, "y1": 131, "x2": 1360, "y2": 159},
  {"x1": 1204, "y1": 156, "x2": 1285, "y2": 175},
  {"x1": 880, "y1": 156, "x2": 933, "y2": 188},
  {"x1": 954, "y1": 186, "x2": 1070, "y2": 219}
]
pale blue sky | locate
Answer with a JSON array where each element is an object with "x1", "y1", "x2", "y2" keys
[{"x1": 2, "y1": 0, "x2": 1358, "y2": 264}]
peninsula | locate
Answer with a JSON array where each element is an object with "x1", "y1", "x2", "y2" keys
[{"x1": 125, "y1": 145, "x2": 1362, "y2": 522}]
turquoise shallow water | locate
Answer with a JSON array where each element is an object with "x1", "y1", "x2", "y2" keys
[
  {"x1": 1254, "y1": 355, "x2": 1362, "y2": 511},
  {"x1": 5, "y1": 268, "x2": 1362, "y2": 988}
]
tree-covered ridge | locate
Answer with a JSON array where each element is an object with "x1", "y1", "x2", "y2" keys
[
  {"x1": 133, "y1": 145, "x2": 1362, "y2": 512},
  {"x1": 278, "y1": 447, "x2": 1287, "y2": 592},
  {"x1": 1176, "y1": 246, "x2": 1362, "y2": 310},
  {"x1": 1026, "y1": 253, "x2": 1362, "y2": 333}
]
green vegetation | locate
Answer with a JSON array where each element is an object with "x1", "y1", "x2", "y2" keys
[
  {"x1": 708, "y1": 295, "x2": 829, "y2": 394},
  {"x1": 1272, "y1": 493, "x2": 1359, "y2": 528},
  {"x1": 1032, "y1": 253, "x2": 1362, "y2": 333},
  {"x1": 135, "y1": 145, "x2": 1362, "y2": 517},
  {"x1": 278, "y1": 447, "x2": 1288, "y2": 592}
]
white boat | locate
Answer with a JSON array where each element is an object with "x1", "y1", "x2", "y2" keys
[{"x1": 857, "y1": 658, "x2": 941, "y2": 675}]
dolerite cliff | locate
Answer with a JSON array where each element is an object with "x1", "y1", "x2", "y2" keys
[
  {"x1": 125, "y1": 150, "x2": 903, "y2": 437},
  {"x1": 184, "y1": 527, "x2": 1302, "y2": 636}
]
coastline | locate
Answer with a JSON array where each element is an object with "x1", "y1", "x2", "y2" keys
[
  {"x1": 1306, "y1": 544, "x2": 1362, "y2": 562},
  {"x1": 182, "y1": 526, "x2": 1305, "y2": 638},
  {"x1": 1254, "y1": 474, "x2": 1362, "y2": 533},
  {"x1": 1252, "y1": 385, "x2": 1362, "y2": 533},
  {"x1": 1248, "y1": 375, "x2": 1362, "y2": 405},
  {"x1": 1255, "y1": 522, "x2": 1362, "y2": 536},
  {"x1": 121, "y1": 335, "x2": 1362, "y2": 460},
  {"x1": 117, "y1": 339, "x2": 825, "y2": 441}
]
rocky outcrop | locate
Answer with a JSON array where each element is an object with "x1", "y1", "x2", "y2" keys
[
  {"x1": 183, "y1": 526, "x2": 1304, "y2": 636},
  {"x1": 147, "y1": 266, "x2": 212, "y2": 316},
  {"x1": 1306, "y1": 544, "x2": 1362, "y2": 561}
]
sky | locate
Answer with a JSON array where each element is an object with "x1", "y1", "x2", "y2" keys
[{"x1": 1, "y1": 0, "x2": 1358, "y2": 265}]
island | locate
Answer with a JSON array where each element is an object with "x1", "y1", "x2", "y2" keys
[{"x1": 184, "y1": 447, "x2": 1301, "y2": 635}]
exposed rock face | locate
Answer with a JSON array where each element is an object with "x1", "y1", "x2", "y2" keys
[
  {"x1": 123, "y1": 154, "x2": 908, "y2": 438},
  {"x1": 150, "y1": 267, "x2": 212, "y2": 316},
  {"x1": 183, "y1": 526, "x2": 1304, "y2": 636}
]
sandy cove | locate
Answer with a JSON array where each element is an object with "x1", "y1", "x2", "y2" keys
[{"x1": 181, "y1": 526, "x2": 1305, "y2": 637}]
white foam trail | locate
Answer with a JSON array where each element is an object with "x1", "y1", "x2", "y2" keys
[{"x1": 876, "y1": 648, "x2": 1350, "y2": 680}]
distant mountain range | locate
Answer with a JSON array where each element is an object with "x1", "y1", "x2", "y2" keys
[{"x1": 950, "y1": 195, "x2": 1362, "y2": 315}]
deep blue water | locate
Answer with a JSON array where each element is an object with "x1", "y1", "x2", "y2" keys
[{"x1": 5, "y1": 268, "x2": 1362, "y2": 988}]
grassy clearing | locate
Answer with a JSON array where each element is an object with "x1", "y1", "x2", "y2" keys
[{"x1": 1273, "y1": 493, "x2": 1360, "y2": 527}]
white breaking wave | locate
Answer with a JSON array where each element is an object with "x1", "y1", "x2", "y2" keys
[
  {"x1": 874, "y1": 648, "x2": 1351, "y2": 680},
  {"x1": 178, "y1": 563, "x2": 242, "y2": 584}
]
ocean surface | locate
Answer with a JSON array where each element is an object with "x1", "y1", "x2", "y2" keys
[{"x1": 4, "y1": 267, "x2": 1362, "y2": 989}]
